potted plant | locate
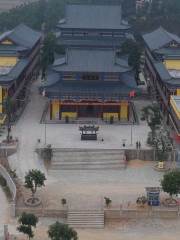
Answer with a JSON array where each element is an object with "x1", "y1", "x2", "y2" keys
[
  {"x1": 65, "y1": 115, "x2": 69, "y2": 123},
  {"x1": 110, "y1": 116, "x2": 114, "y2": 124},
  {"x1": 136, "y1": 196, "x2": 147, "y2": 206},
  {"x1": 104, "y1": 197, "x2": 112, "y2": 208},
  {"x1": 24, "y1": 169, "x2": 46, "y2": 206},
  {"x1": 61, "y1": 198, "x2": 67, "y2": 207}
]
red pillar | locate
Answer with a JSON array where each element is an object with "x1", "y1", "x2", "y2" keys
[{"x1": 50, "y1": 100, "x2": 52, "y2": 120}]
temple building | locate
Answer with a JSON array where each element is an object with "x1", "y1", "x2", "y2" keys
[
  {"x1": 0, "y1": 23, "x2": 43, "y2": 125},
  {"x1": 44, "y1": 48, "x2": 139, "y2": 121},
  {"x1": 142, "y1": 27, "x2": 180, "y2": 134},
  {"x1": 55, "y1": 3, "x2": 134, "y2": 49},
  {"x1": 44, "y1": 3, "x2": 139, "y2": 122}
]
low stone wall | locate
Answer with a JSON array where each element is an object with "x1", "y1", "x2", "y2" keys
[
  {"x1": 0, "y1": 164, "x2": 16, "y2": 217},
  {"x1": 125, "y1": 149, "x2": 178, "y2": 162},
  {"x1": 16, "y1": 207, "x2": 67, "y2": 218},
  {"x1": 105, "y1": 209, "x2": 179, "y2": 219},
  {"x1": 16, "y1": 207, "x2": 179, "y2": 219},
  {"x1": 0, "y1": 147, "x2": 17, "y2": 157}
]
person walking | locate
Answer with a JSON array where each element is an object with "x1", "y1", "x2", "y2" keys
[
  {"x1": 138, "y1": 141, "x2": 141, "y2": 149},
  {"x1": 136, "y1": 141, "x2": 138, "y2": 149}
]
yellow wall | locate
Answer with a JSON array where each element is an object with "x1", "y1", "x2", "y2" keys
[
  {"x1": 121, "y1": 105, "x2": 128, "y2": 118},
  {"x1": 177, "y1": 89, "x2": 180, "y2": 96},
  {"x1": 52, "y1": 101, "x2": 59, "y2": 118},
  {"x1": 0, "y1": 56, "x2": 18, "y2": 66},
  {"x1": 1, "y1": 39, "x2": 13, "y2": 44},
  {"x1": 103, "y1": 113, "x2": 118, "y2": 119},
  {"x1": 170, "y1": 97, "x2": 180, "y2": 120},
  {"x1": 0, "y1": 114, "x2": 7, "y2": 124},
  {"x1": 164, "y1": 60, "x2": 180, "y2": 70},
  {"x1": 62, "y1": 112, "x2": 77, "y2": 118}
]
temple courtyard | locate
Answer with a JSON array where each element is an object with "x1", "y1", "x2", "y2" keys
[{"x1": 0, "y1": 77, "x2": 179, "y2": 239}]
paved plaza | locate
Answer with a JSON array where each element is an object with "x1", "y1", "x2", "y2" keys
[
  {"x1": 4, "y1": 77, "x2": 152, "y2": 180},
  {"x1": 0, "y1": 77, "x2": 179, "y2": 239}
]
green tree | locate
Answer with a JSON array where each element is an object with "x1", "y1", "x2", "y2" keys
[
  {"x1": 154, "y1": 129, "x2": 173, "y2": 162},
  {"x1": 17, "y1": 212, "x2": 38, "y2": 239},
  {"x1": 24, "y1": 169, "x2": 46, "y2": 203},
  {"x1": 160, "y1": 169, "x2": 180, "y2": 204},
  {"x1": 48, "y1": 222, "x2": 78, "y2": 240},
  {"x1": 141, "y1": 105, "x2": 162, "y2": 142},
  {"x1": 120, "y1": 39, "x2": 141, "y2": 81},
  {"x1": 3, "y1": 98, "x2": 15, "y2": 143},
  {"x1": 41, "y1": 32, "x2": 64, "y2": 79}
]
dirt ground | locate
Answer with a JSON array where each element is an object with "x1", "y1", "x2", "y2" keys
[
  {"x1": 0, "y1": 0, "x2": 37, "y2": 11},
  {"x1": 10, "y1": 218, "x2": 180, "y2": 240}
]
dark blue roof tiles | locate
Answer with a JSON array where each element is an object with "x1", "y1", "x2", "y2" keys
[
  {"x1": 57, "y1": 3, "x2": 131, "y2": 30},
  {"x1": 0, "y1": 24, "x2": 42, "y2": 48},
  {"x1": 142, "y1": 27, "x2": 180, "y2": 51},
  {"x1": 152, "y1": 60, "x2": 171, "y2": 80},
  {"x1": 51, "y1": 48, "x2": 131, "y2": 74}
]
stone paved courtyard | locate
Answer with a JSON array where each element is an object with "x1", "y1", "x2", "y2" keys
[{"x1": 0, "y1": 76, "x2": 179, "y2": 239}]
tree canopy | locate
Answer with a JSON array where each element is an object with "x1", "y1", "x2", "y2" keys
[
  {"x1": 24, "y1": 169, "x2": 46, "y2": 203},
  {"x1": 17, "y1": 212, "x2": 38, "y2": 239},
  {"x1": 160, "y1": 169, "x2": 180, "y2": 203},
  {"x1": 120, "y1": 39, "x2": 141, "y2": 81},
  {"x1": 41, "y1": 32, "x2": 65, "y2": 79},
  {"x1": 48, "y1": 222, "x2": 78, "y2": 240},
  {"x1": 141, "y1": 105, "x2": 162, "y2": 138}
]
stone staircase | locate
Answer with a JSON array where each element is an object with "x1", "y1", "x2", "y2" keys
[
  {"x1": 50, "y1": 148, "x2": 126, "y2": 171},
  {"x1": 67, "y1": 210, "x2": 104, "y2": 228}
]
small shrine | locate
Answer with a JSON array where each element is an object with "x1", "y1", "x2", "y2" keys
[
  {"x1": 79, "y1": 125, "x2": 99, "y2": 140},
  {"x1": 146, "y1": 187, "x2": 160, "y2": 206}
]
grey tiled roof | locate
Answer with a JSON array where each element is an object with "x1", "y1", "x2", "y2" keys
[
  {"x1": 164, "y1": 78, "x2": 180, "y2": 85},
  {"x1": 0, "y1": 58, "x2": 29, "y2": 82},
  {"x1": 57, "y1": 3, "x2": 131, "y2": 30},
  {"x1": 57, "y1": 35, "x2": 126, "y2": 47},
  {"x1": 154, "y1": 47, "x2": 180, "y2": 55},
  {"x1": 0, "y1": 24, "x2": 42, "y2": 48},
  {"x1": 0, "y1": 44, "x2": 29, "y2": 51},
  {"x1": 164, "y1": 56, "x2": 180, "y2": 60},
  {"x1": 51, "y1": 48, "x2": 131, "y2": 74},
  {"x1": 44, "y1": 75, "x2": 138, "y2": 95},
  {"x1": 9, "y1": 58, "x2": 29, "y2": 78},
  {"x1": 0, "y1": 52, "x2": 19, "y2": 57},
  {"x1": 142, "y1": 27, "x2": 180, "y2": 50},
  {"x1": 152, "y1": 60, "x2": 171, "y2": 80}
]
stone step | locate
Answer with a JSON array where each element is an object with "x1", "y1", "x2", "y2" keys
[
  {"x1": 51, "y1": 157, "x2": 124, "y2": 164},
  {"x1": 67, "y1": 224, "x2": 104, "y2": 229},
  {"x1": 53, "y1": 148, "x2": 125, "y2": 153},
  {"x1": 51, "y1": 160, "x2": 125, "y2": 166},
  {"x1": 50, "y1": 165, "x2": 125, "y2": 170},
  {"x1": 67, "y1": 211, "x2": 104, "y2": 229},
  {"x1": 52, "y1": 153, "x2": 124, "y2": 161},
  {"x1": 68, "y1": 211, "x2": 103, "y2": 214},
  {"x1": 50, "y1": 148, "x2": 125, "y2": 171}
]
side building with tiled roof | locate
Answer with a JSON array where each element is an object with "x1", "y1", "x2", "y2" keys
[
  {"x1": 0, "y1": 23, "x2": 43, "y2": 125},
  {"x1": 142, "y1": 27, "x2": 180, "y2": 135}
]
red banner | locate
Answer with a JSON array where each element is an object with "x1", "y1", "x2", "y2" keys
[{"x1": 50, "y1": 102, "x2": 130, "y2": 106}]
